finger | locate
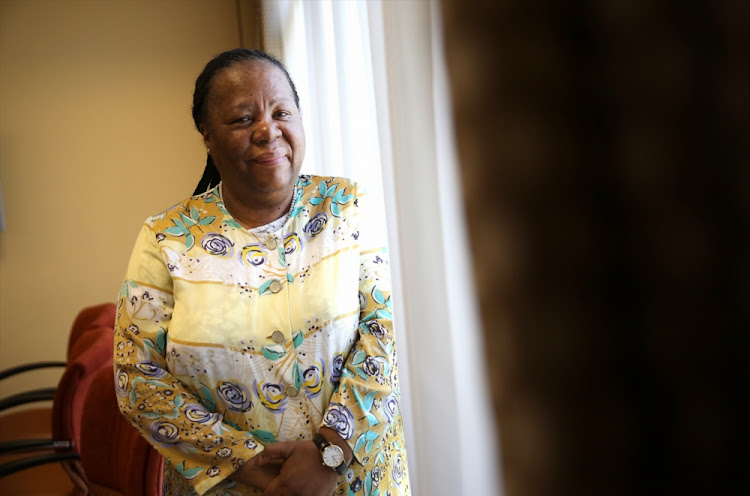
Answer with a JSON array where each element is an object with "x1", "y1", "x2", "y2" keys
[
  {"x1": 262, "y1": 476, "x2": 284, "y2": 496},
  {"x1": 257, "y1": 441, "x2": 295, "y2": 465}
]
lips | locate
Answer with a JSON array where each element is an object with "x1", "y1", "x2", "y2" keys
[{"x1": 252, "y1": 150, "x2": 287, "y2": 166}]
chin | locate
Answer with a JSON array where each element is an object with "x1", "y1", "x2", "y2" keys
[{"x1": 253, "y1": 174, "x2": 296, "y2": 193}]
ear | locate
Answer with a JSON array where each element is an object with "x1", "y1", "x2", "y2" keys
[{"x1": 199, "y1": 124, "x2": 212, "y2": 150}]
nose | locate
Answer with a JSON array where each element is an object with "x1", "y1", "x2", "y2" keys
[{"x1": 252, "y1": 115, "x2": 281, "y2": 144}]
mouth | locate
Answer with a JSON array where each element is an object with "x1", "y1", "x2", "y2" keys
[{"x1": 252, "y1": 151, "x2": 287, "y2": 166}]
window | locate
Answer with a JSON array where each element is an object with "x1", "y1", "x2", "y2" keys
[{"x1": 262, "y1": 2, "x2": 501, "y2": 494}]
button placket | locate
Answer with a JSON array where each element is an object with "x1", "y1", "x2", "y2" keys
[{"x1": 275, "y1": 229, "x2": 302, "y2": 401}]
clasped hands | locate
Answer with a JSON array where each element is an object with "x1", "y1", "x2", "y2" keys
[{"x1": 233, "y1": 433, "x2": 348, "y2": 496}]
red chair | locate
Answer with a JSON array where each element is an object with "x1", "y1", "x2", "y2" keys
[
  {"x1": 0, "y1": 304, "x2": 117, "y2": 414},
  {"x1": 67, "y1": 304, "x2": 117, "y2": 361},
  {"x1": 52, "y1": 327, "x2": 116, "y2": 491},
  {"x1": 1, "y1": 302, "x2": 163, "y2": 495},
  {"x1": 79, "y1": 366, "x2": 163, "y2": 496},
  {"x1": 0, "y1": 304, "x2": 117, "y2": 494}
]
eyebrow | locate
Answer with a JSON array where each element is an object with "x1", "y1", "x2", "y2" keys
[{"x1": 230, "y1": 98, "x2": 295, "y2": 111}]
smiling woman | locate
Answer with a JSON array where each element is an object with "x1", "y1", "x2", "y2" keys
[{"x1": 114, "y1": 48, "x2": 411, "y2": 496}]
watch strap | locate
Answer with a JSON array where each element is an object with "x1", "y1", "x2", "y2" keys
[{"x1": 313, "y1": 433, "x2": 330, "y2": 451}]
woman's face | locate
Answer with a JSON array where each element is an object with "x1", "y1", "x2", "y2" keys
[{"x1": 200, "y1": 59, "x2": 305, "y2": 200}]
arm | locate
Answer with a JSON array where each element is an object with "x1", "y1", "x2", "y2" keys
[
  {"x1": 320, "y1": 185, "x2": 401, "y2": 464},
  {"x1": 115, "y1": 224, "x2": 274, "y2": 495}
]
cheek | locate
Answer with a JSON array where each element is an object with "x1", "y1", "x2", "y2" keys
[
  {"x1": 213, "y1": 132, "x2": 246, "y2": 155},
  {"x1": 290, "y1": 125, "x2": 306, "y2": 157}
]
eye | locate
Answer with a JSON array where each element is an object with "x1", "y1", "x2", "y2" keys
[
  {"x1": 232, "y1": 116, "x2": 252, "y2": 125},
  {"x1": 274, "y1": 110, "x2": 292, "y2": 119}
]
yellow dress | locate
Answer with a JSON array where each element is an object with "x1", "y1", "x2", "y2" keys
[{"x1": 114, "y1": 176, "x2": 409, "y2": 496}]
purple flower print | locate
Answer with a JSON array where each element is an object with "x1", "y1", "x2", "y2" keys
[
  {"x1": 363, "y1": 356, "x2": 380, "y2": 376},
  {"x1": 392, "y1": 454, "x2": 404, "y2": 484},
  {"x1": 216, "y1": 381, "x2": 252, "y2": 412},
  {"x1": 322, "y1": 402, "x2": 355, "y2": 440},
  {"x1": 115, "y1": 367, "x2": 129, "y2": 397},
  {"x1": 365, "y1": 321, "x2": 387, "y2": 339},
  {"x1": 304, "y1": 212, "x2": 328, "y2": 239},
  {"x1": 330, "y1": 354, "x2": 344, "y2": 385},
  {"x1": 201, "y1": 233, "x2": 234, "y2": 257},
  {"x1": 135, "y1": 361, "x2": 167, "y2": 379},
  {"x1": 351, "y1": 477, "x2": 363, "y2": 492},
  {"x1": 383, "y1": 394, "x2": 399, "y2": 423},
  {"x1": 149, "y1": 420, "x2": 180, "y2": 445},
  {"x1": 185, "y1": 403, "x2": 220, "y2": 425}
]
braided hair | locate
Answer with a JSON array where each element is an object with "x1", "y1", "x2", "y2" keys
[{"x1": 191, "y1": 49, "x2": 300, "y2": 196}]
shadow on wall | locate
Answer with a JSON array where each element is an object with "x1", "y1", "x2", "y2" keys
[{"x1": 441, "y1": 1, "x2": 750, "y2": 495}]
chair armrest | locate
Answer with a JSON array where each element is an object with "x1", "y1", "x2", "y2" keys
[
  {"x1": 0, "y1": 439, "x2": 74, "y2": 455},
  {"x1": 0, "y1": 387, "x2": 57, "y2": 412},
  {"x1": 0, "y1": 361, "x2": 66, "y2": 380},
  {"x1": 0, "y1": 452, "x2": 81, "y2": 477}
]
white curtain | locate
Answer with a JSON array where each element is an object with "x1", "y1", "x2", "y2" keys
[{"x1": 261, "y1": 2, "x2": 502, "y2": 494}]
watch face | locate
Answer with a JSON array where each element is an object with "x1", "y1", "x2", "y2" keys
[{"x1": 322, "y1": 445, "x2": 344, "y2": 468}]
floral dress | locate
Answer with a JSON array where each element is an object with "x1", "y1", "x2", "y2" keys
[{"x1": 114, "y1": 175, "x2": 410, "y2": 496}]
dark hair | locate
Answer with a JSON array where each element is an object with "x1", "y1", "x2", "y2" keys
[{"x1": 192, "y1": 49, "x2": 300, "y2": 196}]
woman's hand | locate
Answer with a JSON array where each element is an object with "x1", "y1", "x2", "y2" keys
[
  {"x1": 230, "y1": 452, "x2": 283, "y2": 491},
  {"x1": 257, "y1": 440, "x2": 339, "y2": 496}
]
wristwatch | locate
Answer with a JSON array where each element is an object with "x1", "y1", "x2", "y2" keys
[{"x1": 313, "y1": 433, "x2": 348, "y2": 475}]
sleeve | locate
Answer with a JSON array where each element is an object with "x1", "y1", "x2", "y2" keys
[
  {"x1": 320, "y1": 185, "x2": 402, "y2": 464},
  {"x1": 114, "y1": 223, "x2": 265, "y2": 495}
]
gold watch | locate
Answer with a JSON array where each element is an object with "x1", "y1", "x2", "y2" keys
[{"x1": 313, "y1": 433, "x2": 347, "y2": 475}]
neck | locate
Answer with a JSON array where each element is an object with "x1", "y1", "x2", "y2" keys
[{"x1": 220, "y1": 182, "x2": 295, "y2": 229}]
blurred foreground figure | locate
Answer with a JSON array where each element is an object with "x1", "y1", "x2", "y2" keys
[{"x1": 442, "y1": 1, "x2": 750, "y2": 494}]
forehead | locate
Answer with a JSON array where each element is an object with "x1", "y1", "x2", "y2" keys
[{"x1": 208, "y1": 60, "x2": 294, "y2": 105}]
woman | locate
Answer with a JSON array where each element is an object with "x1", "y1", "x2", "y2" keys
[{"x1": 114, "y1": 49, "x2": 410, "y2": 496}]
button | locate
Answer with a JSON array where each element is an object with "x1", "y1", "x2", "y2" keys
[
  {"x1": 287, "y1": 385, "x2": 299, "y2": 397},
  {"x1": 269, "y1": 280, "x2": 282, "y2": 293},
  {"x1": 272, "y1": 330, "x2": 285, "y2": 343},
  {"x1": 265, "y1": 237, "x2": 277, "y2": 249}
]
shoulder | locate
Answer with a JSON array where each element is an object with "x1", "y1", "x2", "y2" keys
[
  {"x1": 297, "y1": 175, "x2": 360, "y2": 195},
  {"x1": 295, "y1": 175, "x2": 361, "y2": 221},
  {"x1": 146, "y1": 187, "x2": 221, "y2": 223},
  {"x1": 297, "y1": 175, "x2": 362, "y2": 204},
  {"x1": 141, "y1": 186, "x2": 225, "y2": 243}
]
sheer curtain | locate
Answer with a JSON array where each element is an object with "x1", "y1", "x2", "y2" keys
[{"x1": 261, "y1": 2, "x2": 501, "y2": 494}]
